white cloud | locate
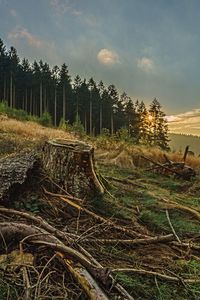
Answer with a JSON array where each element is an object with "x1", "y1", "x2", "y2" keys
[
  {"x1": 167, "y1": 108, "x2": 200, "y2": 136},
  {"x1": 137, "y1": 57, "x2": 154, "y2": 72},
  {"x1": 97, "y1": 49, "x2": 119, "y2": 66}
]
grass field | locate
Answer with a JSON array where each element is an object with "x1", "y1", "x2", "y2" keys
[{"x1": 0, "y1": 116, "x2": 200, "y2": 299}]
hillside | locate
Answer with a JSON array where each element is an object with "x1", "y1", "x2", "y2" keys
[
  {"x1": 0, "y1": 117, "x2": 200, "y2": 299},
  {"x1": 169, "y1": 133, "x2": 200, "y2": 156}
]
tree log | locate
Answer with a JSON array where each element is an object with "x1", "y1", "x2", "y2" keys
[
  {"x1": 0, "y1": 152, "x2": 37, "y2": 203},
  {"x1": 42, "y1": 139, "x2": 104, "y2": 199}
]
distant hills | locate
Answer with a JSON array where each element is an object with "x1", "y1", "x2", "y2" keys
[{"x1": 169, "y1": 133, "x2": 200, "y2": 155}]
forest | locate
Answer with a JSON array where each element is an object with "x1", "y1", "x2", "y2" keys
[{"x1": 0, "y1": 38, "x2": 169, "y2": 150}]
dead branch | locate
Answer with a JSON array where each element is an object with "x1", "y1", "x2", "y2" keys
[
  {"x1": 76, "y1": 245, "x2": 134, "y2": 300},
  {"x1": 58, "y1": 253, "x2": 109, "y2": 300},
  {"x1": 112, "y1": 268, "x2": 200, "y2": 284},
  {"x1": 105, "y1": 176, "x2": 146, "y2": 189},
  {"x1": 82, "y1": 234, "x2": 174, "y2": 246},
  {"x1": 171, "y1": 241, "x2": 200, "y2": 250},
  {"x1": 57, "y1": 194, "x2": 149, "y2": 239},
  {"x1": 158, "y1": 197, "x2": 200, "y2": 222},
  {"x1": 0, "y1": 221, "x2": 133, "y2": 299},
  {"x1": 141, "y1": 154, "x2": 196, "y2": 180},
  {"x1": 0, "y1": 207, "x2": 74, "y2": 244},
  {"x1": 43, "y1": 186, "x2": 84, "y2": 204},
  {"x1": 141, "y1": 155, "x2": 181, "y2": 176},
  {"x1": 165, "y1": 210, "x2": 181, "y2": 243}
]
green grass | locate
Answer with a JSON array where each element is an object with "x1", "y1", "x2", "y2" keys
[{"x1": 115, "y1": 273, "x2": 196, "y2": 300}]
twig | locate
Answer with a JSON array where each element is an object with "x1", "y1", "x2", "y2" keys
[
  {"x1": 81, "y1": 234, "x2": 174, "y2": 246},
  {"x1": 43, "y1": 187, "x2": 84, "y2": 203},
  {"x1": 105, "y1": 176, "x2": 146, "y2": 189},
  {"x1": 58, "y1": 195, "x2": 149, "y2": 239},
  {"x1": 0, "y1": 207, "x2": 74, "y2": 244},
  {"x1": 34, "y1": 254, "x2": 57, "y2": 300},
  {"x1": 112, "y1": 268, "x2": 200, "y2": 284},
  {"x1": 165, "y1": 210, "x2": 181, "y2": 243}
]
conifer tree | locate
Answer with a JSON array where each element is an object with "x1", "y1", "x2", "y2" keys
[{"x1": 149, "y1": 98, "x2": 169, "y2": 150}]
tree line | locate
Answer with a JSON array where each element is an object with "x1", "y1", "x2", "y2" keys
[{"x1": 0, "y1": 38, "x2": 169, "y2": 150}]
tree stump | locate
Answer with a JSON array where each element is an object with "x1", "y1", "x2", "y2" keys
[
  {"x1": 0, "y1": 152, "x2": 37, "y2": 203},
  {"x1": 42, "y1": 139, "x2": 104, "y2": 199}
]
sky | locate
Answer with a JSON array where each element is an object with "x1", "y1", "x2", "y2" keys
[{"x1": 0, "y1": 0, "x2": 200, "y2": 135}]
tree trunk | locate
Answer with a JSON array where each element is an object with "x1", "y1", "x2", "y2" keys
[
  {"x1": 30, "y1": 88, "x2": 33, "y2": 115},
  {"x1": 90, "y1": 99, "x2": 92, "y2": 136},
  {"x1": 40, "y1": 81, "x2": 42, "y2": 117},
  {"x1": 54, "y1": 87, "x2": 57, "y2": 126},
  {"x1": 3, "y1": 77, "x2": 6, "y2": 101},
  {"x1": 63, "y1": 85, "x2": 66, "y2": 120},
  {"x1": 10, "y1": 71, "x2": 13, "y2": 108},
  {"x1": 42, "y1": 139, "x2": 104, "y2": 199},
  {"x1": 0, "y1": 152, "x2": 37, "y2": 203},
  {"x1": 100, "y1": 103, "x2": 102, "y2": 134}
]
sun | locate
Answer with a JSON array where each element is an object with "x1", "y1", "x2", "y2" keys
[{"x1": 148, "y1": 115, "x2": 153, "y2": 122}]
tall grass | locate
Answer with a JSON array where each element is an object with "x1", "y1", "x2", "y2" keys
[{"x1": 94, "y1": 135, "x2": 200, "y2": 169}]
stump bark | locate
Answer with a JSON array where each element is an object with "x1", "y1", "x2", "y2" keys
[
  {"x1": 42, "y1": 139, "x2": 104, "y2": 199},
  {"x1": 0, "y1": 152, "x2": 37, "y2": 203}
]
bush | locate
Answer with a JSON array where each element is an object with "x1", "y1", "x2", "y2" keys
[
  {"x1": 71, "y1": 115, "x2": 86, "y2": 138},
  {"x1": 59, "y1": 118, "x2": 71, "y2": 131},
  {"x1": 39, "y1": 112, "x2": 52, "y2": 127},
  {"x1": 115, "y1": 127, "x2": 132, "y2": 142}
]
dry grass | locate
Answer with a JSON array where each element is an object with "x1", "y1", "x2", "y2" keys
[
  {"x1": 1, "y1": 117, "x2": 200, "y2": 170},
  {"x1": 95, "y1": 139, "x2": 200, "y2": 170},
  {"x1": 0, "y1": 118, "x2": 74, "y2": 142}
]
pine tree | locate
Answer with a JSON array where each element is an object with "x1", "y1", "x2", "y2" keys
[
  {"x1": 149, "y1": 98, "x2": 169, "y2": 150},
  {"x1": 59, "y1": 63, "x2": 71, "y2": 121},
  {"x1": 107, "y1": 84, "x2": 119, "y2": 134},
  {"x1": 52, "y1": 65, "x2": 60, "y2": 126}
]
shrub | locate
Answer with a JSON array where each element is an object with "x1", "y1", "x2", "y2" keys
[
  {"x1": 39, "y1": 112, "x2": 52, "y2": 127},
  {"x1": 72, "y1": 115, "x2": 86, "y2": 138},
  {"x1": 115, "y1": 127, "x2": 132, "y2": 142}
]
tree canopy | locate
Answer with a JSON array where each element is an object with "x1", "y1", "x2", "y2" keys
[{"x1": 0, "y1": 38, "x2": 169, "y2": 150}]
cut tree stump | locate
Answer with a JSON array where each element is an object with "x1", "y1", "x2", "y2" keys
[
  {"x1": 42, "y1": 139, "x2": 104, "y2": 199},
  {"x1": 0, "y1": 152, "x2": 37, "y2": 203}
]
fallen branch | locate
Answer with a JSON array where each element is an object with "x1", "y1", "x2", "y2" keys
[
  {"x1": 82, "y1": 234, "x2": 174, "y2": 246},
  {"x1": 105, "y1": 176, "x2": 146, "y2": 189},
  {"x1": 165, "y1": 210, "x2": 181, "y2": 243},
  {"x1": 0, "y1": 207, "x2": 74, "y2": 244},
  {"x1": 57, "y1": 194, "x2": 149, "y2": 239},
  {"x1": 159, "y1": 197, "x2": 200, "y2": 222},
  {"x1": 112, "y1": 268, "x2": 200, "y2": 284},
  {"x1": 60, "y1": 255, "x2": 109, "y2": 300},
  {"x1": 171, "y1": 241, "x2": 200, "y2": 250},
  {"x1": 43, "y1": 186, "x2": 84, "y2": 203},
  {"x1": 0, "y1": 221, "x2": 134, "y2": 299}
]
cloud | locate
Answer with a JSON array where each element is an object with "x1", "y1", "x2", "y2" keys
[
  {"x1": 10, "y1": 9, "x2": 17, "y2": 17},
  {"x1": 7, "y1": 26, "x2": 59, "y2": 64},
  {"x1": 71, "y1": 9, "x2": 82, "y2": 16},
  {"x1": 49, "y1": 0, "x2": 83, "y2": 17},
  {"x1": 97, "y1": 49, "x2": 119, "y2": 66},
  {"x1": 84, "y1": 15, "x2": 98, "y2": 27},
  {"x1": 49, "y1": 0, "x2": 71, "y2": 15},
  {"x1": 137, "y1": 57, "x2": 154, "y2": 72},
  {"x1": 8, "y1": 26, "x2": 52, "y2": 50},
  {"x1": 167, "y1": 108, "x2": 200, "y2": 136}
]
